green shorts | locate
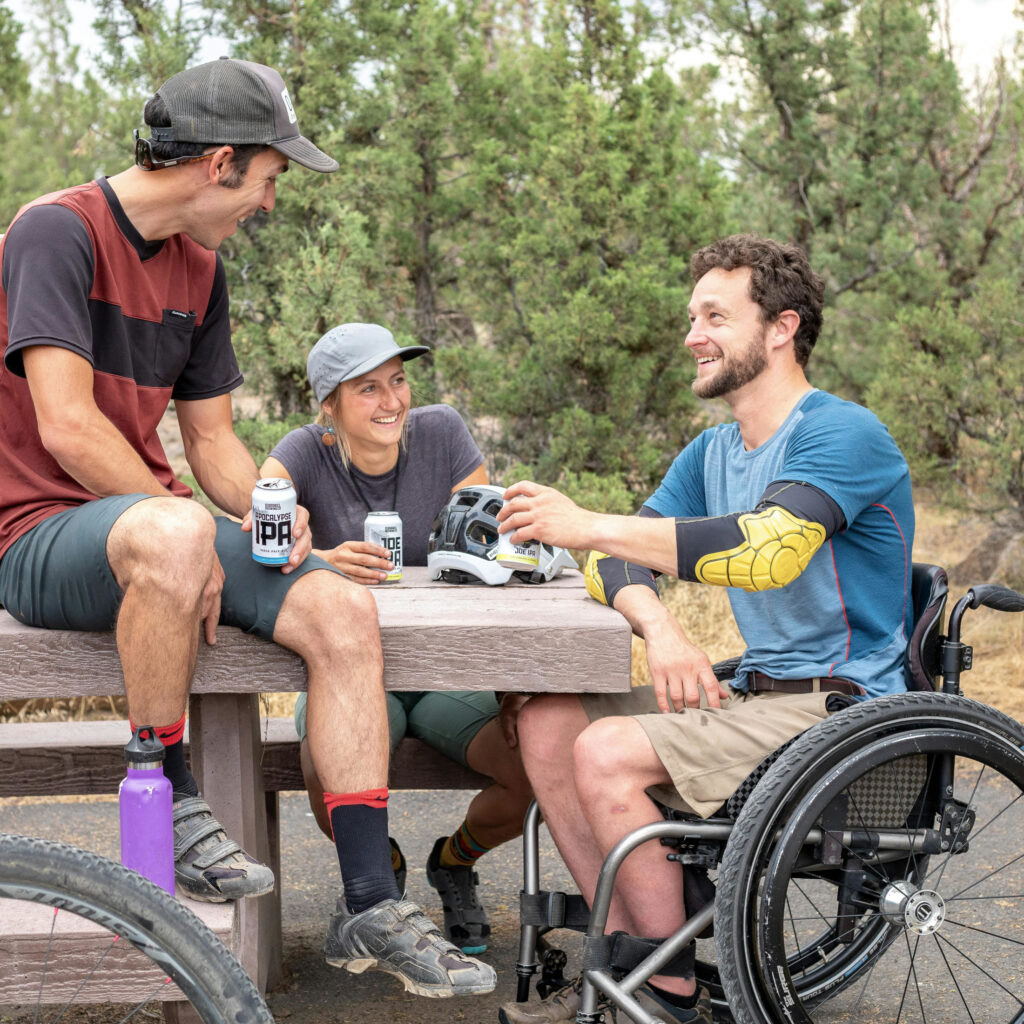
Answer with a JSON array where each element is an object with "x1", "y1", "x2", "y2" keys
[
  {"x1": 0, "y1": 494, "x2": 341, "y2": 640},
  {"x1": 293, "y1": 689, "x2": 499, "y2": 768}
]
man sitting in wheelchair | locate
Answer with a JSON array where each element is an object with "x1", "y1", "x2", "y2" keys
[{"x1": 496, "y1": 233, "x2": 914, "y2": 1024}]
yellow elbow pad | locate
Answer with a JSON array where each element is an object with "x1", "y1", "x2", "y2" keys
[
  {"x1": 694, "y1": 506, "x2": 826, "y2": 592},
  {"x1": 584, "y1": 550, "x2": 610, "y2": 605}
]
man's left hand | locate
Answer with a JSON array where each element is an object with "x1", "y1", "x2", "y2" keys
[{"x1": 201, "y1": 552, "x2": 226, "y2": 645}]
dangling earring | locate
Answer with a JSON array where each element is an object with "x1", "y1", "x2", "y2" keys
[{"x1": 322, "y1": 426, "x2": 336, "y2": 447}]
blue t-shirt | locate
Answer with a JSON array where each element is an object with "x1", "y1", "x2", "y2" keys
[{"x1": 646, "y1": 390, "x2": 915, "y2": 698}]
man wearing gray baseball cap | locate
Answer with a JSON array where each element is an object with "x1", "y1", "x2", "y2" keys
[{"x1": 0, "y1": 59, "x2": 494, "y2": 998}]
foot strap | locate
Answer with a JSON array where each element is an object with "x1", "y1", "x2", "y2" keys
[
  {"x1": 583, "y1": 932, "x2": 696, "y2": 979},
  {"x1": 172, "y1": 797, "x2": 243, "y2": 865}
]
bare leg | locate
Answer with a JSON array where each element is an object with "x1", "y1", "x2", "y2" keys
[
  {"x1": 106, "y1": 498, "x2": 215, "y2": 725},
  {"x1": 573, "y1": 716, "x2": 691, "y2": 997},
  {"x1": 462, "y1": 718, "x2": 534, "y2": 847},
  {"x1": 517, "y1": 696, "x2": 636, "y2": 932},
  {"x1": 272, "y1": 569, "x2": 388, "y2": 793},
  {"x1": 300, "y1": 737, "x2": 332, "y2": 838}
]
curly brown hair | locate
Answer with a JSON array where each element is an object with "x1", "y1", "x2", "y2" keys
[{"x1": 689, "y1": 234, "x2": 825, "y2": 367}]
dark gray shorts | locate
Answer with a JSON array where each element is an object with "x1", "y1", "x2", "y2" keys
[{"x1": 0, "y1": 495, "x2": 341, "y2": 639}]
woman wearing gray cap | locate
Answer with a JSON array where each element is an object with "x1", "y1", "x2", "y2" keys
[{"x1": 260, "y1": 322, "x2": 533, "y2": 955}]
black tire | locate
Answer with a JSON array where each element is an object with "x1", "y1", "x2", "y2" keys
[
  {"x1": 715, "y1": 693, "x2": 1024, "y2": 1024},
  {"x1": 0, "y1": 833, "x2": 272, "y2": 1024}
]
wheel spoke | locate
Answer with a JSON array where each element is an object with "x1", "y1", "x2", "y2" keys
[
  {"x1": 0, "y1": 833, "x2": 271, "y2": 1024},
  {"x1": 896, "y1": 928, "x2": 917, "y2": 1023},
  {"x1": 716, "y1": 697, "x2": 1024, "y2": 1024},
  {"x1": 935, "y1": 930, "x2": 1024, "y2": 1009},
  {"x1": 944, "y1": 849, "x2": 1024, "y2": 903},
  {"x1": 116, "y1": 979, "x2": 175, "y2": 1024},
  {"x1": 934, "y1": 927, "x2": 979, "y2": 1024},
  {"x1": 50, "y1": 930, "x2": 121, "y2": 1024},
  {"x1": 943, "y1": 916, "x2": 1024, "y2": 949}
]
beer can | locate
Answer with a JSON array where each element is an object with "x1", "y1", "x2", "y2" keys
[
  {"x1": 252, "y1": 478, "x2": 297, "y2": 566},
  {"x1": 364, "y1": 511, "x2": 403, "y2": 583},
  {"x1": 496, "y1": 510, "x2": 540, "y2": 570}
]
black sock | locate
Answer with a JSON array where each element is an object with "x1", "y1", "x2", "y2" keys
[
  {"x1": 162, "y1": 738, "x2": 199, "y2": 798},
  {"x1": 329, "y1": 803, "x2": 401, "y2": 913},
  {"x1": 647, "y1": 981, "x2": 699, "y2": 1012}
]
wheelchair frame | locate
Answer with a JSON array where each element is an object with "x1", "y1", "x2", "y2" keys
[{"x1": 511, "y1": 564, "x2": 1024, "y2": 1023}]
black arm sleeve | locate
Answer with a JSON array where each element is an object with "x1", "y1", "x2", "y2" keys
[{"x1": 674, "y1": 480, "x2": 845, "y2": 592}]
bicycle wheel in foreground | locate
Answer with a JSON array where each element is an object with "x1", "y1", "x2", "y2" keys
[{"x1": 0, "y1": 833, "x2": 272, "y2": 1024}]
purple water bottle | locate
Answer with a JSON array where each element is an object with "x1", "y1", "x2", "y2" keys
[{"x1": 119, "y1": 725, "x2": 175, "y2": 894}]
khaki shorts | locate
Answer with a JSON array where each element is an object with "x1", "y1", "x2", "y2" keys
[{"x1": 581, "y1": 685, "x2": 833, "y2": 818}]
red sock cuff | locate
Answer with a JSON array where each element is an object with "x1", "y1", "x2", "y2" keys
[
  {"x1": 324, "y1": 787, "x2": 390, "y2": 815},
  {"x1": 128, "y1": 714, "x2": 186, "y2": 747}
]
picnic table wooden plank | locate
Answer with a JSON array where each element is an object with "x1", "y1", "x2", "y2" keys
[
  {"x1": 0, "y1": 568, "x2": 630, "y2": 698},
  {"x1": 0, "y1": 719, "x2": 492, "y2": 797}
]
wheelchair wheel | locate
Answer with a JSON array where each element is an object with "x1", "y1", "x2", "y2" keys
[
  {"x1": 0, "y1": 833, "x2": 272, "y2": 1024},
  {"x1": 715, "y1": 692, "x2": 1024, "y2": 1024}
]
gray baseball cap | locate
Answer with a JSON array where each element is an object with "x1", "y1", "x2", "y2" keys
[
  {"x1": 307, "y1": 324, "x2": 429, "y2": 402},
  {"x1": 153, "y1": 57, "x2": 338, "y2": 173}
]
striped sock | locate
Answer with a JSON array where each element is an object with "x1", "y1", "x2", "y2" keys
[
  {"x1": 325, "y1": 788, "x2": 400, "y2": 913},
  {"x1": 440, "y1": 819, "x2": 491, "y2": 868}
]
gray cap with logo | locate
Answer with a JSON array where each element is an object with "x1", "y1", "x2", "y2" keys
[
  {"x1": 307, "y1": 324, "x2": 430, "y2": 403},
  {"x1": 154, "y1": 57, "x2": 338, "y2": 172}
]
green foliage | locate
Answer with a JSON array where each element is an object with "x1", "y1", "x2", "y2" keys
[
  {"x1": 4, "y1": 0, "x2": 1024, "y2": 526},
  {"x1": 233, "y1": 412, "x2": 311, "y2": 467},
  {"x1": 0, "y1": 3, "x2": 29, "y2": 205},
  {"x1": 674, "y1": 0, "x2": 1023, "y2": 404},
  {"x1": 0, "y1": 0, "x2": 112, "y2": 221},
  {"x1": 438, "y1": 1, "x2": 733, "y2": 496},
  {"x1": 868, "y1": 276, "x2": 1024, "y2": 523}
]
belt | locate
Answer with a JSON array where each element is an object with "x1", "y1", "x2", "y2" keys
[{"x1": 749, "y1": 672, "x2": 865, "y2": 697}]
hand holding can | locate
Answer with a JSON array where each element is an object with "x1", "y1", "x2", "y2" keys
[
  {"x1": 252, "y1": 479, "x2": 297, "y2": 566},
  {"x1": 496, "y1": 503, "x2": 540, "y2": 570},
  {"x1": 364, "y1": 511, "x2": 403, "y2": 582}
]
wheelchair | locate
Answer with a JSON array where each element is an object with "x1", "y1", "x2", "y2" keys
[{"x1": 511, "y1": 563, "x2": 1024, "y2": 1023}]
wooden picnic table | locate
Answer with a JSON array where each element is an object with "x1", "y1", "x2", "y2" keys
[{"x1": 0, "y1": 565, "x2": 632, "y2": 997}]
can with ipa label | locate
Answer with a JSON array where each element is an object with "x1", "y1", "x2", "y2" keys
[
  {"x1": 496, "y1": 513, "x2": 541, "y2": 571},
  {"x1": 252, "y1": 478, "x2": 297, "y2": 565},
  {"x1": 364, "y1": 511, "x2": 403, "y2": 583}
]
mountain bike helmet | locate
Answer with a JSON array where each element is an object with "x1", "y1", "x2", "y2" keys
[
  {"x1": 427, "y1": 485, "x2": 514, "y2": 585},
  {"x1": 513, "y1": 542, "x2": 578, "y2": 584}
]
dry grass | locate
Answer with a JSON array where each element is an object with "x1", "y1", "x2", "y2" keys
[{"x1": 3, "y1": 501, "x2": 1022, "y2": 727}]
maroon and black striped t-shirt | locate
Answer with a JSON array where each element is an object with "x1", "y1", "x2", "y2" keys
[{"x1": 0, "y1": 177, "x2": 242, "y2": 558}]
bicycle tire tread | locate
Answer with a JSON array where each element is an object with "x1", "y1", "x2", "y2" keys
[{"x1": 0, "y1": 833, "x2": 272, "y2": 1024}]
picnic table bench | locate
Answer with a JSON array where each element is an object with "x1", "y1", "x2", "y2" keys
[{"x1": 0, "y1": 566, "x2": 632, "y2": 1008}]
